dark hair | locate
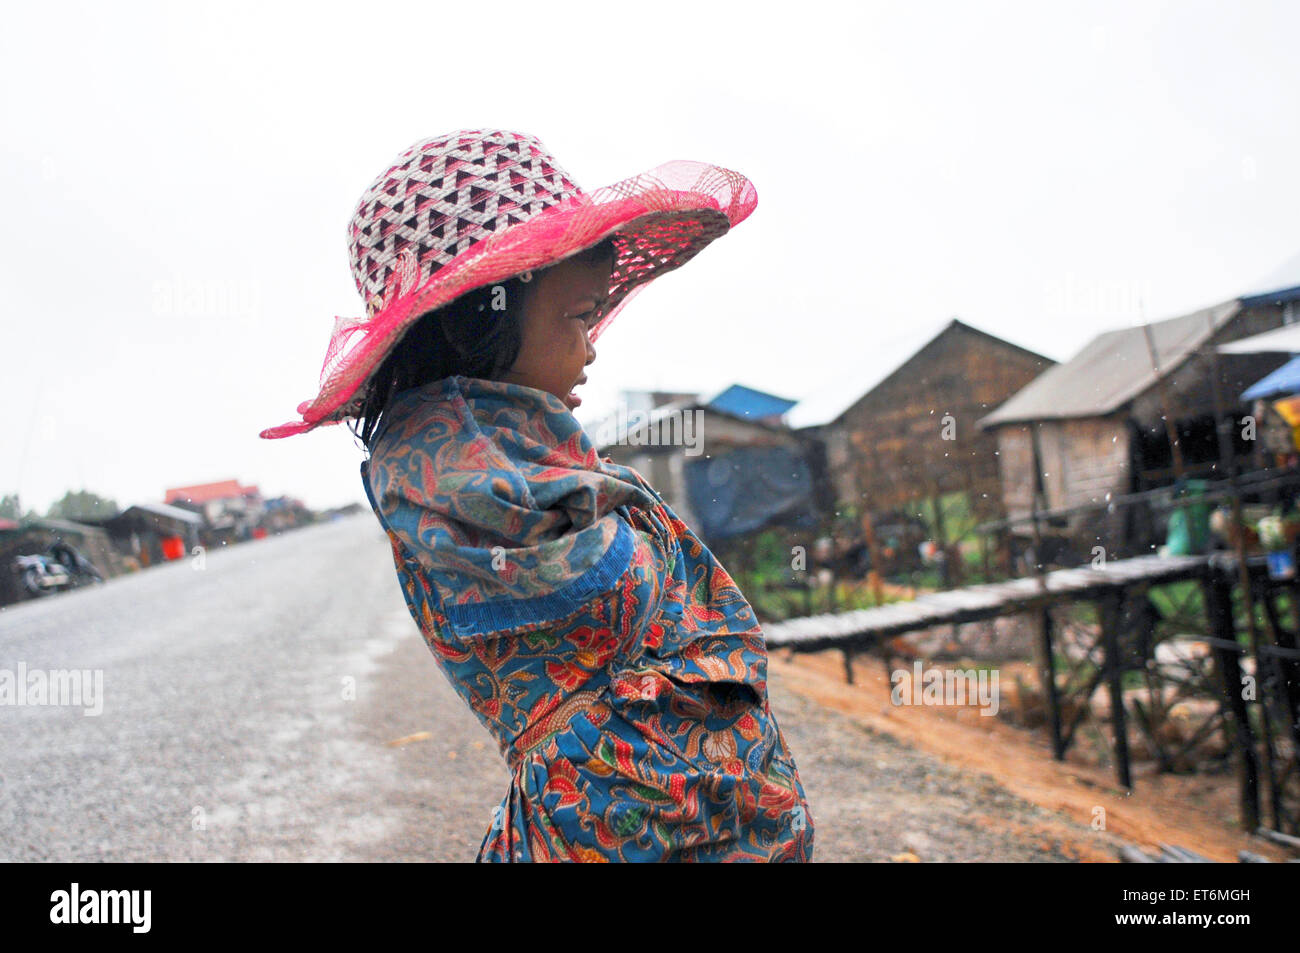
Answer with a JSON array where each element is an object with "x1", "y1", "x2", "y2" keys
[
  {"x1": 349, "y1": 278, "x2": 529, "y2": 451},
  {"x1": 350, "y1": 238, "x2": 618, "y2": 452}
]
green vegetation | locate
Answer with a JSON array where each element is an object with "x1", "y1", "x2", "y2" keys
[
  {"x1": 0, "y1": 493, "x2": 37, "y2": 521},
  {"x1": 1, "y1": 489, "x2": 119, "y2": 523},
  {"x1": 46, "y1": 489, "x2": 119, "y2": 521}
]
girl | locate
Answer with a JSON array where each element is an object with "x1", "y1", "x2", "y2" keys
[{"x1": 262, "y1": 129, "x2": 815, "y2": 862}]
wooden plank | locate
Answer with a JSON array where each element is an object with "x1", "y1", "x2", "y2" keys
[
  {"x1": 921, "y1": 590, "x2": 1005, "y2": 611},
  {"x1": 1254, "y1": 827, "x2": 1300, "y2": 851},
  {"x1": 765, "y1": 553, "x2": 1212, "y2": 649}
]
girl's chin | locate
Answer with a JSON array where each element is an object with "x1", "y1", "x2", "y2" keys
[{"x1": 563, "y1": 390, "x2": 582, "y2": 410}]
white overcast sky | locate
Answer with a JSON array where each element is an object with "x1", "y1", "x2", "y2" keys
[{"x1": 4, "y1": 0, "x2": 1299, "y2": 513}]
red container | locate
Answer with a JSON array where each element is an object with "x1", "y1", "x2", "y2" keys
[{"x1": 160, "y1": 535, "x2": 185, "y2": 561}]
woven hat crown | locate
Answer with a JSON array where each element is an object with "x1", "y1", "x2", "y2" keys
[{"x1": 349, "y1": 130, "x2": 582, "y2": 318}]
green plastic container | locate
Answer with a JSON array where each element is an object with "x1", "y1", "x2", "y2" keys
[{"x1": 1165, "y1": 479, "x2": 1212, "y2": 556}]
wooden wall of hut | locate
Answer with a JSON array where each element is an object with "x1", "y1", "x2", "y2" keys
[{"x1": 830, "y1": 322, "x2": 1052, "y2": 524}]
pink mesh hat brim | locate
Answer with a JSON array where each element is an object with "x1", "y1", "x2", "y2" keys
[{"x1": 260, "y1": 159, "x2": 757, "y2": 440}]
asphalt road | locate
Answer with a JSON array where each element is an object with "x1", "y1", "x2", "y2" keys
[{"x1": 0, "y1": 514, "x2": 1077, "y2": 862}]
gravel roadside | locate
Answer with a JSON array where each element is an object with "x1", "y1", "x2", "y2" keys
[{"x1": 358, "y1": 618, "x2": 1087, "y2": 862}]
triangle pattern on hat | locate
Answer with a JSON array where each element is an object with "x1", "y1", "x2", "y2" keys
[{"x1": 349, "y1": 130, "x2": 593, "y2": 305}]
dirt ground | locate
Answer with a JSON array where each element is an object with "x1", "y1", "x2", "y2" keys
[{"x1": 768, "y1": 647, "x2": 1296, "y2": 863}]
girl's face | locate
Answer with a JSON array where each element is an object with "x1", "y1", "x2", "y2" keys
[{"x1": 500, "y1": 252, "x2": 612, "y2": 411}]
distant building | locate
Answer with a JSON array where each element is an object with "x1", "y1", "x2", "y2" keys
[
  {"x1": 789, "y1": 317, "x2": 1054, "y2": 579},
  {"x1": 93, "y1": 502, "x2": 204, "y2": 568},
  {"x1": 261, "y1": 496, "x2": 314, "y2": 533},
  {"x1": 164, "y1": 479, "x2": 265, "y2": 546},
  {"x1": 589, "y1": 384, "x2": 820, "y2": 546},
  {"x1": 979, "y1": 289, "x2": 1297, "y2": 557},
  {"x1": 0, "y1": 517, "x2": 122, "y2": 607},
  {"x1": 320, "y1": 502, "x2": 365, "y2": 520}
]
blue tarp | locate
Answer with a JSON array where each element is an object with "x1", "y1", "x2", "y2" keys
[
  {"x1": 683, "y1": 445, "x2": 816, "y2": 540},
  {"x1": 1242, "y1": 354, "x2": 1300, "y2": 401},
  {"x1": 706, "y1": 384, "x2": 797, "y2": 421}
]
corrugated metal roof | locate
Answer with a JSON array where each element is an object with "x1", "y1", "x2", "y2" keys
[
  {"x1": 127, "y1": 501, "x2": 205, "y2": 524},
  {"x1": 164, "y1": 479, "x2": 245, "y2": 504},
  {"x1": 24, "y1": 517, "x2": 110, "y2": 536},
  {"x1": 978, "y1": 298, "x2": 1242, "y2": 428},
  {"x1": 1217, "y1": 321, "x2": 1300, "y2": 354}
]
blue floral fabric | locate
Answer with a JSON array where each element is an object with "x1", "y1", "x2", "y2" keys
[{"x1": 361, "y1": 375, "x2": 814, "y2": 861}]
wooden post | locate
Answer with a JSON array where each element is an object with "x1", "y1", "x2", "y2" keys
[
  {"x1": 1247, "y1": 570, "x2": 1292, "y2": 831},
  {"x1": 1028, "y1": 423, "x2": 1050, "y2": 575},
  {"x1": 1025, "y1": 422, "x2": 1064, "y2": 757},
  {"x1": 1240, "y1": 553, "x2": 1281, "y2": 829},
  {"x1": 1203, "y1": 312, "x2": 1238, "y2": 482},
  {"x1": 841, "y1": 646, "x2": 855, "y2": 685},
  {"x1": 860, "y1": 506, "x2": 883, "y2": 605},
  {"x1": 1251, "y1": 576, "x2": 1300, "y2": 760},
  {"x1": 1201, "y1": 567, "x2": 1260, "y2": 831},
  {"x1": 1142, "y1": 322, "x2": 1185, "y2": 480},
  {"x1": 960, "y1": 463, "x2": 990, "y2": 582},
  {"x1": 1290, "y1": 569, "x2": 1300, "y2": 651},
  {"x1": 1202, "y1": 313, "x2": 1285, "y2": 827},
  {"x1": 1098, "y1": 588, "x2": 1133, "y2": 790},
  {"x1": 931, "y1": 489, "x2": 952, "y2": 589},
  {"x1": 997, "y1": 527, "x2": 1013, "y2": 577},
  {"x1": 1036, "y1": 606, "x2": 1066, "y2": 759},
  {"x1": 849, "y1": 447, "x2": 884, "y2": 605}
]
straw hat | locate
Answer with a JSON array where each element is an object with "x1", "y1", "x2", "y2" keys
[{"x1": 259, "y1": 129, "x2": 757, "y2": 439}]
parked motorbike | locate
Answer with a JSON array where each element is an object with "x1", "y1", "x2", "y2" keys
[
  {"x1": 49, "y1": 542, "x2": 104, "y2": 586},
  {"x1": 12, "y1": 544, "x2": 104, "y2": 598},
  {"x1": 13, "y1": 553, "x2": 73, "y2": 597}
]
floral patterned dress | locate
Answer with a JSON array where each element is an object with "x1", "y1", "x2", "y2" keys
[{"x1": 360, "y1": 375, "x2": 815, "y2": 862}]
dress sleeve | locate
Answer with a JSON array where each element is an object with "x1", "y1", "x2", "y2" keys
[{"x1": 361, "y1": 457, "x2": 639, "y2": 640}]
